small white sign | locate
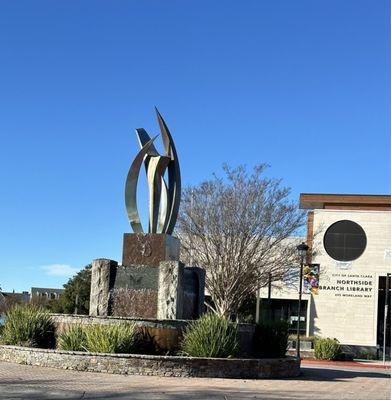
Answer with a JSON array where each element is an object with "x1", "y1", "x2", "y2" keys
[
  {"x1": 290, "y1": 316, "x2": 306, "y2": 322},
  {"x1": 335, "y1": 261, "x2": 352, "y2": 270},
  {"x1": 384, "y1": 249, "x2": 391, "y2": 261}
]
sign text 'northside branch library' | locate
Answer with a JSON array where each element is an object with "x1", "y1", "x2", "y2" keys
[{"x1": 318, "y1": 273, "x2": 374, "y2": 298}]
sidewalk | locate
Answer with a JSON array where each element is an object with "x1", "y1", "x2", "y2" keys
[
  {"x1": 302, "y1": 358, "x2": 391, "y2": 370},
  {"x1": 0, "y1": 360, "x2": 390, "y2": 400}
]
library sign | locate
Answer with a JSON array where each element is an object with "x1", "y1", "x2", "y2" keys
[{"x1": 318, "y1": 273, "x2": 374, "y2": 299}]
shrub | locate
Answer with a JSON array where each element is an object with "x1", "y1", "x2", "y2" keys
[
  {"x1": 1, "y1": 304, "x2": 55, "y2": 348},
  {"x1": 181, "y1": 313, "x2": 239, "y2": 358},
  {"x1": 57, "y1": 324, "x2": 164, "y2": 355},
  {"x1": 132, "y1": 327, "x2": 164, "y2": 355},
  {"x1": 357, "y1": 351, "x2": 377, "y2": 360},
  {"x1": 84, "y1": 323, "x2": 137, "y2": 353},
  {"x1": 314, "y1": 337, "x2": 341, "y2": 360},
  {"x1": 57, "y1": 325, "x2": 87, "y2": 351},
  {"x1": 253, "y1": 320, "x2": 289, "y2": 358}
]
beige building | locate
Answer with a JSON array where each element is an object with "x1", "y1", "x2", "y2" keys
[
  {"x1": 30, "y1": 287, "x2": 64, "y2": 304},
  {"x1": 259, "y1": 194, "x2": 391, "y2": 352}
]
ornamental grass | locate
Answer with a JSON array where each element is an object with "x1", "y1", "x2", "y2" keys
[
  {"x1": 314, "y1": 337, "x2": 341, "y2": 360},
  {"x1": 84, "y1": 323, "x2": 137, "y2": 353},
  {"x1": 181, "y1": 313, "x2": 239, "y2": 358},
  {"x1": 57, "y1": 325, "x2": 87, "y2": 351},
  {"x1": 1, "y1": 304, "x2": 55, "y2": 348}
]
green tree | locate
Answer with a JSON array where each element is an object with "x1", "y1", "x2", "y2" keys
[{"x1": 48, "y1": 265, "x2": 92, "y2": 315}]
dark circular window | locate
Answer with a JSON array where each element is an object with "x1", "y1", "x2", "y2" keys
[{"x1": 323, "y1": 220, "x2": 366, "y2": 262}]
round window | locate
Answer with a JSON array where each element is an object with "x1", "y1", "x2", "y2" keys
[{"x1": 323, "y1": 220, "x2": 366, "y2": 261}]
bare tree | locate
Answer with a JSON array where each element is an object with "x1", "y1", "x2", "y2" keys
[
  {"x1": 177, "y1": 164, "x2": 305, "y2": 317},
  {"x1": 0, "y1": 293, "x2": 21, "y2": 315}
]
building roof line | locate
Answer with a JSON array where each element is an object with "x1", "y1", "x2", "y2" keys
[{"x1": 300, "y1": 193, "x2": 391, "y2": 210}]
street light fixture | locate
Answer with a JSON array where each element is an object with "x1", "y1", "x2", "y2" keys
[{"x1": 296, "y1": 242, "x2": 309, "y2": 359}]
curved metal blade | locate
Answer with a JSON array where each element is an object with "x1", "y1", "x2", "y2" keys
[
  {"x1": 125, "y1": 135, "x2": 158, "y2": 233},
  {"x1": 155, "y1": 108, "x2": 181, "y2": 234},
  {"x1": 157, "y1": 175, "x2": 169, "y2": 233}
]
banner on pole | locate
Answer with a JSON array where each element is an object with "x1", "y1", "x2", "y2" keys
[{"x1": 303, "y1": 264, "x2": 320, "y2": 294}]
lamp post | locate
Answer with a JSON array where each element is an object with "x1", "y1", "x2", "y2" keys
[
  {"x1": 383, "y1": 273, "x2": 390, "y2": 365},
  {"x1": 296, "y1": 242, "x2": 309, "y2": 359}
]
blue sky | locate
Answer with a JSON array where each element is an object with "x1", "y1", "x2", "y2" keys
[{"x1": 0, "y1": 1, "x2": 390, "y2": 292}]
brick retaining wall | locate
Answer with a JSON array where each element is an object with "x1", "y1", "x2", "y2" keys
[{"x1": 0, "y1": 345, "x2": 300, "y2": 379}]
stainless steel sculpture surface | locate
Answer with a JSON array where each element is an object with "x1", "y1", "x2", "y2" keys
[{"x1": 125, "y1": 108, "x2": 181, "y2": 234}]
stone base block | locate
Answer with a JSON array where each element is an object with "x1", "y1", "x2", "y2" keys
[
  {"x1": 89, "y1": 235, "x2": 205, "y2": 320},
  {"x1": 122, "y1": 233, "x2": 180, "y2": 267},
  {"x1": 89, "y1": 258, "x2": 118, "y2": 317},
  {"x1": 157, "y1": 261, "x2": 184, "y2": 319},
  {"x1": 111, "y1": 288, "x2": 158, "y2": 319}
]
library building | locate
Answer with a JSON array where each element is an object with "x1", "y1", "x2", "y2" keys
[{"x1": 259, "y1": 193, "x2": 391, "y2": 353}]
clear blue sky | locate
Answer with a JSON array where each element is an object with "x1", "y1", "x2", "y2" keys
[{"x1": 0, "y1": 1, "x2": 390, "y2": 292}]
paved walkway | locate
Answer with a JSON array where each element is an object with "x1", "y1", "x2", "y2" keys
[
  {"x1": 302, "y1": 359, "x2": 391, "y2": 370},
  {"x1": 0, "y1": 361, "x2": 389, "y2": 399}
]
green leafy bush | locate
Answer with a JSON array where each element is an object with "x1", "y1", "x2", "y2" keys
[
  {"x1": 131, "y1": 327, "x2": 164, "y2": 355},
  {"x1": 253, "y1": 320, "x2": 289, "y2": 358},
  {"x1": 314, "y1": 337, "x2": 341, "y2": 360},
  {"x1": 357, "y1": 351, "x2": 377, "y2": 360},
  {"x1": 1, "y1": 304, "x2": 55, "y2": 348},
  {"x1": 181, "y1": 313, "x2": 239, "y2": 358},
  {"x1": 84, "y1": 323, "x2": 137, "y2": 353},
  {"x1": 57, "y1": 325, "x2": 87, "y2": 351}
]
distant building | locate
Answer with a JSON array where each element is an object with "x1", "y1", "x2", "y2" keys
[
  {"x1": 0, "y1": 287, "x2": 64, "y2": 313},
  {"x1": 30, "y1": 287, "x2": 64, "y2": 304},
  {"x1": 0, "y1": 291, "x2": 30, "y2": 306}
]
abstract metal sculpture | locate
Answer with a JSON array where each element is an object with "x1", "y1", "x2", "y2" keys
[{"x1": 125, "y1": 108, "x2": 181, "y2": 235}]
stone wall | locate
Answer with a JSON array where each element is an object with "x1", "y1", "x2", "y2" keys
[{"x1": 0, "y1": 345, "x2": 300, "y2": 379}]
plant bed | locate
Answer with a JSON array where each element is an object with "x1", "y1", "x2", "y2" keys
[
  {"x1": 51, "y1": 314, "x2": 255, "y2": 357},
  {"x1": 0, "y1": 345, "x2": 300, "y2": 379}
]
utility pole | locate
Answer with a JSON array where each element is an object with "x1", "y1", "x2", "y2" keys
[{"x1": 296, "y1": 242, "x2": 309, "y2": 360}]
